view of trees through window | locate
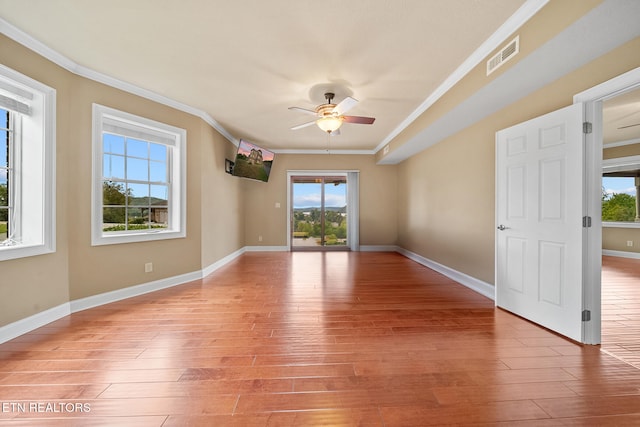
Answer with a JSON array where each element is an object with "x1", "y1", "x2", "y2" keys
[
  {"x1": 101, "y1": 133, "x2": 169, "y2": 233},
  {"x1": 292, "y1": 177, "x2": 347, "y2": 247},
  {"x1": 602, "y1": 176, "x2": 638, "y2": 222}
]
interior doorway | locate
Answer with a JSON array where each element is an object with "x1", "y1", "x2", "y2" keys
[{"x1": 287, "y1": 171, "x2": 359, "y2": 252}]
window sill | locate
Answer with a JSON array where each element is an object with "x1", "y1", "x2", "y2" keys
[
  {"x1": 91, "y1": 229, "x2": 186, "y2": 246},
  {"x1": 603, "y1": 222, "x2": 640, "y2": 229},
  {"x1": 0, "y1": 243, "x2": 55, "y2": 262}
]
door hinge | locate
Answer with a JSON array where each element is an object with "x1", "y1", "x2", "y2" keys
[
  {"x1": 582, "y1": 216, "x2": 592, "y2": 227},
  {"x1": 583, "y1": 122, "x2": 592, "y2": 134},
  {"x1": 582, "y1": 310, "x2": 591, "y2": 322}
]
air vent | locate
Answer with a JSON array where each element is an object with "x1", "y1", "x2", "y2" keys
[{"x1": 487, "y1": 36, "x2": 519, "y2": 76}]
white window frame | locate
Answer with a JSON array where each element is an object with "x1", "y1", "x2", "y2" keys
[
  {"x1": 0, "y1": 65, "x2": 56, "y2": 262},
  {"x1": 91, "y1": 104, "x2": 186, "y2": 245},
  {"x1": 602, "y1": 154, "x2": 640, "y2": 229}
]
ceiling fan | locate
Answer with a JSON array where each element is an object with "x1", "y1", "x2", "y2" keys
[{"x1": 289, "y1": 92, "x2": 375, "y2": 134}]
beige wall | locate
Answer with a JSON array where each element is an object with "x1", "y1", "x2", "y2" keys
[
  {"x1": 0, "y1": 34, "x2": 242, "y2": 326},
  {"x1": 242, "y1": 154, "x2": 397, "y2": 248},
  {"x1": 395, "y1": 29, "x2": 640, "y2": 284},
  {"x1": 200, "y1": 121, "x2": 245, "y2": 266},
  {"x1": 603, "y1": 227, "x2": 640, "y2": 253},
  {"x1": 604, "y1": 142, "x2": 640, "y2": 159}
]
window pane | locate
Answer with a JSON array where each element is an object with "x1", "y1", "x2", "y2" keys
[
  {"x1": 0, "y1": 129, "x2": 8, "y2": 169},
  {"x1": 127, "y1": 138, "x2": 148, "y2": 158},
  {"x1": 149, "y1": 160, "x2": 167, "y2": 182},
  {"x1": 149, "y1": 143, "x2": 167, "y2": 162},
  {"x1": 127, "y1": 157, "x2": 148, "y2": 181},
  {"x1": 103, "y1": 133, "x2": 125, "y2": 154},
  {"x1": 102, "y1": 181, "x2": 126, "y2": 206},
  {"x1": 127, "y1": 207, "x2": 146, "y2": 227},
  {"x1": 149, "y1": 207, "x2": 168, "y2": 228},
  {"x1": 103, "y1": 207, "x2": 125, "y2": 227},
  {"x1": 103, "y1": 154, "x2": 125, "y2": 179},
  {"x1": 150, "y1": 184, "x2": 168, "y2": 204},
  {"x1": 128, "y1": 183, "x2": 149, "y2": 206},
  {"x1": 602, "y1": 176, "x2": 637, "y2": 222},
  {"x1": 0, "y1": 174, "x2": 7, "y2": 207}
]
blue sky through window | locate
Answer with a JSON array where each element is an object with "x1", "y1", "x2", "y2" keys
[
  {"x1": 293, "y1": 182, "x2": 346, "y2": 209},
  {"x1": 602, "y1": 176, "x2": 635, "y2": 197}
]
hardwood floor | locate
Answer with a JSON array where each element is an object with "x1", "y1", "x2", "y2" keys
[
  {"x1": 1, "y1": 252, "x2": 640, "y2": 426},
  {"x1": 602, "y1": 255, "x2": 640, "y2": 369}
]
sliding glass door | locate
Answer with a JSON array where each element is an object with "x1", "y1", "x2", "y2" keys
[{"x1": 291, "y1": 175, "x2": 348, "y2": 250}]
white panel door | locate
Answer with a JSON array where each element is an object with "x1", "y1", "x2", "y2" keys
[{"x1": 496, "y1": 103, "x2": 584, "y2": 342}]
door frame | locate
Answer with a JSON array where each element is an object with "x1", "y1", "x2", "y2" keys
[
  {"x1": 575, "y1": 66, "x2": 640, "y2": 344},
  {"x1": 286, "y1": 170, "x2": 360, "y2": 252}
]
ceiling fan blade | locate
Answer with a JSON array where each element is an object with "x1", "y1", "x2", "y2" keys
[
  {"x1": 291, "y1": 120, "x2": 317, "y2": 130},
  {"x1": 334, "y1": 96, "x2": 358, "y2": 115},
  {"x1": 618, "y1": 123, "x2": 640, "y2": 129},
  {"x1": 342, "y1": 115, "x2": 375, "y2": 125},
  {"x1": 288, "y1": 106, "x2": 317, "y2": 116}
]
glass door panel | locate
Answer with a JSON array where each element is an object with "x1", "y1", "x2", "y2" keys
[
  {"x1": 291, "y1": 175, "x2": 348, "y2": 250},
  {"x1": 323, "y1": 178, "x2": 347, "y2": 247}
]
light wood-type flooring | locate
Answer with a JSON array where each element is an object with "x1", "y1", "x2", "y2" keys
[{"x1": 1, "y1": 252, "x2": 639, "y2": 426}]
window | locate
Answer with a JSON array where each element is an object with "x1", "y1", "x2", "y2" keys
[
  {"x1": 602, "y1": 155, "x2": 640, "y2": 228},
  {"x1": 0, "y1": 65, "x2": 56, "y2": 261},
  {"x1": 92, "y1": 104, "x2": 186, "y2": 245}
]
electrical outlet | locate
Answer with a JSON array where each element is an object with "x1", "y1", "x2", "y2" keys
[
  {"x1": 258, "y1": 235, "x2": 263, "y2": 242},
  {"x1": 627, "y1": 240, "x2": 633, "y2": 247},
  {"x1": 144, "y1": 262, "x2": 153, "y2": 273},
  {"x1": 275, "y1": 202, "x2": 281, "y2": 208}
]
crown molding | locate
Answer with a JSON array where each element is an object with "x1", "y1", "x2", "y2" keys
[
  {"x1": 0, "y1": 18, "x2": 236, "y2": 144},
  {"x1": 272, "y1": 148, "x2": 375, "y2": 155},
  {"x1": 374, "y1": 0, "x2": 549, "y2": 155},
  {"x1": 603, "y1": 138, "x2": 640, "y2": 149}
]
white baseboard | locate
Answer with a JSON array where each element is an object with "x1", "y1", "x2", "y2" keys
[
  {"x1": 0, "y1": 303, "x2": 71, "y2": 344},
  {"x1": 244, "y1": 245, "x2": 288, "y2": 252},
  {"x1": 603, "y1": 249, "x2": 640, "y2": 259},
  {"x1": 69, "y1": 270, "x2": 204, "y2": 313},
  {"x1": 395, "y1": 247, "x2": 495, "y2": 301},
  {"x1": 201, "y1": 247, "x2": 246, "y2": 278},
  {"x1": 360, "y1": 245, "x2": 397, "y2": 252},
  {"x1": 1, "y1": 244, "x2": 496, "y2": 343},
  {"x1": 0, "y1": 247, "x2": 250, "y2": 344}
]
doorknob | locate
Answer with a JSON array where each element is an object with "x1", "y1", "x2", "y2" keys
[{"x1": 497, "y1": 224, "x2": 509, "y2": 231}]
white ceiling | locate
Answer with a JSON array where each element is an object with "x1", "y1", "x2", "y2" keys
[
  {"x1": 0, "y1": 0, "x2": 533, "y2": 152},
  {"x1": 603, "y1": 87, "x2": 640, "y2": 145}
]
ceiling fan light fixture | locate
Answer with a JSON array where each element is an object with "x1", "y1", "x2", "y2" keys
[{"x1": 316, "y1": 116, "x2": 343, "y2": 133}]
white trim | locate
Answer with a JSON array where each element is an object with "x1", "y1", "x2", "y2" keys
[
  {"x1": 91, "y1": 104, "x2": 187, "y2": 246},
  {"x1": 578, "y1": 66, "x2": 640, "y2": 345},
  {"x1": 201, "y1": 247, "x2": 246, "y2": 277},
  {"x1": 271, "y1": 149, "x2": 375, "y2": 155},
  {"x1": 0, "y1": 245, "x2": 495, "y2": 343},
  {"x1": 603, "y1": 222, "x2": 640, "y2": 229},
  {"x1": 395, "y1": 247, "x2": 495, "y2": 301},
  {"x1": 0, "y1": 64, "x2": 56, "y2": 261},
  {"x1": 0, "y1": 303, "x2": 70, "y2": 344},
  {"x1": 0, "y1": 247, "x2": 248, "y2": 344},
  {"x1": 70, "y1": 270, "x2": 203, "y2": 313},
  {"x1": 602, "y1": 155, "x2": 640, "y2": 172},
  {"x1": 603, "y1": 138, "x2": 640, "y2": 149},
  {"x1": 0, "y1": 18, "x2": 235, "y2": 144},
  {"x1": 375, "y1": 0, "x2": 549, "y2": 154},
  {"x1": 380, "y1": 0, "x2": 640, "y2": 164},
  {"x1": 603, "y1": 249, "x2": 640, "y2": 259},
  {"x1": 574, "y1": 66, "x2": 640, "y2": 103},
  {"x1": 360, "y1": 245, "x2": 397, "y2": 252},
  {"x1": 244, "y1": 246, "x2": 288, "y2": 252},
  {"x1": 286, "y1": 170, "x2": 359, "y2": 252}
]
